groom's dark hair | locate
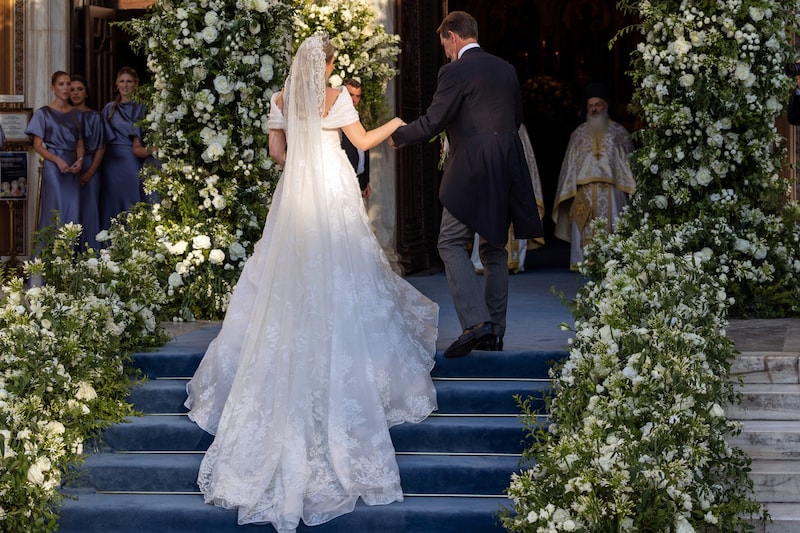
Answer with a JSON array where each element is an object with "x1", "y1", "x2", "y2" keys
[{"x1": 437, "y1": 11, "x2": 478, "y2": 40}]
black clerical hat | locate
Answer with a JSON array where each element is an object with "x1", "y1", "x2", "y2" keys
[{"x1": 583, "y1": 81, "x2": 611, "y2": 104}]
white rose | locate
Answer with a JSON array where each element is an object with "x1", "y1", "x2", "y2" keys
[
  {"x1": 653, "y1": 195, "x2": 668, "y2": 209},
  {"x1": 679, "y1": 74, "x2": 694, "y2": 88},
  {"x1": 259, "y1": 64, "x2": 274, "y2": 82},
  {"x1": 212, "y1": 195, "x2": 227, "y2": 210},
  {"x1": 176, "y1": 262, "x2": 190, "y2": 274},
  {"x1": 734, "y1": 238, "x2": 751, "y2": 253},
  {"x1": 749, "y1": 7, "x2": 765, "y2": 21},
  {"x1": 229, "y1": 241, "x2": 246, "y2": 261},
  {"x1": 204, "y1": 11, "x2": 219, "y2": 25},
  {"x1": 96, "y1": 230, "x2": 110, "y2": 242},
  {"x1": 200, "y1": 26, "x2": 218, "y2": 44},
  {"x1": 203, "y1": 142, "x2": 225, "y2": 162},
  {"x1": 199, "y1": 126, "x2": 215, "y2": 143},
  {"x1": 710, "y1": 403, "x2": 725, "y2": 417},
  {"x1": 672, "y1": 37, "x2": 691, "y2": 55},
  {"x1": 734, "y1": 62, "x2": 751, "y2": 81},
  {"x1": 208, "y1": 249, "x2": 225, "y2": 264},
  {"x1": 168, "y1": 272, "x2": 184, "y2": 288},
  {"x1": 193, "y1": 235, "x2": 212, "y2": 250},
  {"x1": 193, "y1": 65, "x2": 208, "y2": 81},
  {"x1": 172, "y1": 240, "x2": 189, "y2": 255},
  {"x1": 329, "y1": 74, "x2": 343, "y2": 87},
  {"x1": 214, "y1": 75, "x2": 234, "y2": 95},
  {"x1": 695, "y1": 167, "x2": 712, "y2": 186}
]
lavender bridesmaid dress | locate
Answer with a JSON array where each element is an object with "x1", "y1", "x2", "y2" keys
[
  {"x1": 78, "y1": 109, "x2": 107, "y2": 250},
  {"x1": 99, "y1": 100, "x2": 146, "y2": 230},
  {"x1": 24, "y1": 106, "x2": 82, "y2": 230}
]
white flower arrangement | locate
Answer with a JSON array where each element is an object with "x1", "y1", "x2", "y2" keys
[
  {"x1": 119, "y1": 0, "x2": 295, "y2": 320},
  {"x1": 505, "y1": 0, "x2": 800, "y2": 530},
  {"x1": 0, "y1": 223, "x2": 166, "y2": 531},
  {"x1": 293, "y1": 0, "x2": 401, "y2": 129}
]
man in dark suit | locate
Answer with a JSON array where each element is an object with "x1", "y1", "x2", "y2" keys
[
  {"x1": 392, "y1": 11, "x2": 542, "y2": 358},
  {"x1": 788, "y1": 62, "x2": 800, "y2": 126},
  {"x1": 341, "y1": 79, "x2": 371, "y2": 198}
]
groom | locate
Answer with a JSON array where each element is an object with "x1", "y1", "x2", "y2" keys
[{"x1": 392, "y1": 11, "x2": 542, "y2": 358}]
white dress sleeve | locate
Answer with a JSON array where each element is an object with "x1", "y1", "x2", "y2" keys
[
  {"x1": 267, "y1": 92, "x2": 286, "y2": 130},
  {"x1": 323, "y1": 87, "x2": 359, "y2": 129}
]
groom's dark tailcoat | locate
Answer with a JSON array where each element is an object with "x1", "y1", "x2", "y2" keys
[{"x1": 392, "y1": 47, "x2": 542, "y2": 246}]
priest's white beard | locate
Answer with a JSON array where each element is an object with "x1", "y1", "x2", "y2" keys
[
  {"x1": 587, "y1": 110, "x2": 610, "y2": 136},
  {"x1": 587, "y1": 111, "x2": 610, "y2": 160}
]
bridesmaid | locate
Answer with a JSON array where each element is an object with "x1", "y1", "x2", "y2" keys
[
  {"x1": 99, "y1": 67, "x2": 146, "y2": 231},
  {"x1": 69, "y1": 75, "x2": 106, "y2": 250},
  {"x1": 25, "y1": 71, "x2": 84, "y2": 232}
]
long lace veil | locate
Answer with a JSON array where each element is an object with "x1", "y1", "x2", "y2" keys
[{"x1": 283, "y1": 33, "x2": 327, "y2": 175}]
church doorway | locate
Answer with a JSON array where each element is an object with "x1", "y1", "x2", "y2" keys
[
  {"x1": 70, "y1": 1, "x2": 151, "y2": 112},
  {"x1": 395, "y1": 0, "x2": 642, "y2": 272}
]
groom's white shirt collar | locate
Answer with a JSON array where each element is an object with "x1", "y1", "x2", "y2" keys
[{"x1": 458, "y1": 43, "x2": 480, "y2": 59}]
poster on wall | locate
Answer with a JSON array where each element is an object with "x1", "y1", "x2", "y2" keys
[
  {"x1": 0, "y1": 151, "x2": 28, "y2": 199},
  {"x1": 0, "y1": 109, "x2": 32, "y2": 143}
]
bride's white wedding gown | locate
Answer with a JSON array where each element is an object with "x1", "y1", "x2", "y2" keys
[{"x1": 185, "y1": 87, "x2": 439, "y2": 532}]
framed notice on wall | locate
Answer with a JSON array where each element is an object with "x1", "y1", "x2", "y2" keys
[
  {"x1": 0, "y1": 151, "x2": 28, "y2": 199},
  {"x1": 0, "y1": 109, "x2": 32, "y2": 144}
]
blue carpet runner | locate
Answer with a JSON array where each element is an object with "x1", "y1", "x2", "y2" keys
[{"x1": 59, "y1": 325, "x2": 566, "y2": 533}]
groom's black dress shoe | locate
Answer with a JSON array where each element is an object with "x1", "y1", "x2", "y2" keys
[
  {"x1": 444, "y1": 322, "x2": 495, "y2": 358},
  {"x1": 476, "y1": 335, "x2": 503, "y2": 351}
]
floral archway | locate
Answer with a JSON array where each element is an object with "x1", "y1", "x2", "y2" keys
[{"x1": 504, "y1": 1, "x2": 800, "y2": 531}]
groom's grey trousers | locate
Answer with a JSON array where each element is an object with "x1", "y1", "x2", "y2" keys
[{"x1": 438, "y1": 208, "x2": 508, "y2": 336}]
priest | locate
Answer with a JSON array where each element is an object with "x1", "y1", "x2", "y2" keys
[{"x1": 552, "y1": 82, "x2": 635, "y2": 267}]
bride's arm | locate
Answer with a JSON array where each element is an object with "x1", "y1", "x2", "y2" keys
[
  {"x1": 267, "y1": 91, "x2": 287, "y2": 168},
  {"x1": 268, "y1": 128, "x2": 286, "y2": 168},
  {"x1": 341, "y1": 117, "x2": 405, "y2": 152}
]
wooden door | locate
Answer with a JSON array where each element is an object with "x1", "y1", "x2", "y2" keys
[
  {"x1": 72, "y1": 6, "x2": 116, "y2": 111},
  {"x1": 394, "y1": 0, "x2": 446, "y2": 273}
]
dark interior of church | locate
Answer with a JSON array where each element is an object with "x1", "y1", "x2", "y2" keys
[{"x1": 432, "y1": 0, "x2": 642, "y2": 269}]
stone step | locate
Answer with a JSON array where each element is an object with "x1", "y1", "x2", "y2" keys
[
  {"x1": 70, "y1": 452, "x2": 520, "y2": 496},
  {"x1": 750, "y1": 460, "x2": 800, "y2": 503},
  {"x1": 58, "y1": 491, "x2": 510, "y2": 533},
  {"x1": 728, "y1": 383, "x2": 800, "y2": 420},
  {"x1": 747, "y1": 503, "x2": 800, "y2": 533},
  {"x1": 732, "y1": 353, "x2": 799, "y2": 384},
  {"x1": 726, "y1": 420, "x2": 800, "y2": 460}
]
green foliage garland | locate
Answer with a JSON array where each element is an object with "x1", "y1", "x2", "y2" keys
[
  {"x1": 120, "y1": 0, "x2": 295, "y2": 320},
  {"x1": 504, "y1": 1, "x2": 800, "y2": 531}
]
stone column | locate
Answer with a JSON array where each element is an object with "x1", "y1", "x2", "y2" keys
[{"x1": 368, "y1": 0, "x2": 403, "y2": 275}]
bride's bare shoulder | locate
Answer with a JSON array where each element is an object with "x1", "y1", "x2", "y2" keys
[
  {"x1": 323, "y1": 87, "x2": 342, "y2": 116},
  {"x1": 274, "y1": 91, "x2": 284, "y2": 111}
]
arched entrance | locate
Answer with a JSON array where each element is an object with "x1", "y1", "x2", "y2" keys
[{"x1": 395, "y1": 0, "x2": 642, "y2": 272}]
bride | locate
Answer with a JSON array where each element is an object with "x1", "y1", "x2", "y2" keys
[{"x1": 184, "y1": 33, "x2": 439, "y2": 532}]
